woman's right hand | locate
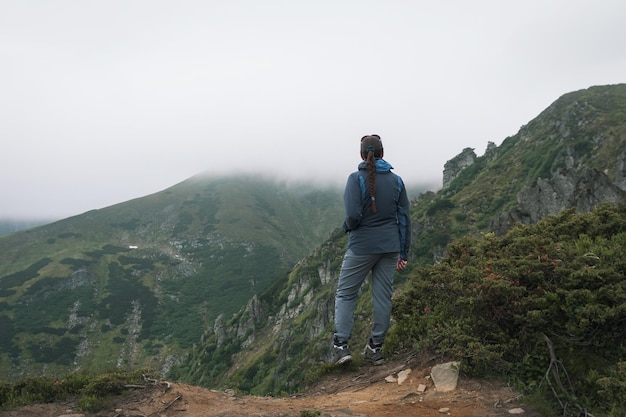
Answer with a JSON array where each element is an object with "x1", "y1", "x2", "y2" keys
[{"x1": 396, "y1": 259, "x2": 407, "y2": 271}]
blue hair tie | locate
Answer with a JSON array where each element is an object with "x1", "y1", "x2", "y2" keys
[{"x1": 366, "y1": 145, "x2": 375, "y2": 153}]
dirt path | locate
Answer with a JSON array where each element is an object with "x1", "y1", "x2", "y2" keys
[{"x1": 0, "y1": 354, "x2": 538, "y2": 417}]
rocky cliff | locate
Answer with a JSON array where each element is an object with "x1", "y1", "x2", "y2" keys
[
  {"x1": 442, "y1": 147, "x2": 477, "y2": 189},
  {"x1": 492, "y1": 166, "x2": 626, "y2": 234}
]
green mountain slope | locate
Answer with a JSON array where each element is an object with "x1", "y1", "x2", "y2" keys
[
  {"x1": 0, "y1": 175, "x2": 343, "y2": 380},
  {"x1": 414, "y1": 83, "x2": 626, "y2": 262},
  {"x1": 177, "y1": 84, "x2": 626, "y2": 396}
]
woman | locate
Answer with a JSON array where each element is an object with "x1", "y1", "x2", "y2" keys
[{"x1": 333, "y1": 134, "x2": 411, "y2": 365}]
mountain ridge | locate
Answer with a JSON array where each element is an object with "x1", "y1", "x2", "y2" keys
[
  {"x1": 0, "y1": 175, "x2": 345, "y2": 380},
  {"x1": 169, "y1": 83, "x2": 626, "y2": 395}
]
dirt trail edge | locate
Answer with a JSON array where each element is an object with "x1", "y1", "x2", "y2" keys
[{"x1": 0, "y1": 353, "x2": 540, "y2": 417}]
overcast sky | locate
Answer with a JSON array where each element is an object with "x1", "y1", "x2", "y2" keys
[{"x1": 1, "y1": 0, "x2": 625, "y2": 219}]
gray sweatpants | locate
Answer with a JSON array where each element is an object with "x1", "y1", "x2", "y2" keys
[{"x1": 334, "y1": 250, "x2": 398, "y2": 344}]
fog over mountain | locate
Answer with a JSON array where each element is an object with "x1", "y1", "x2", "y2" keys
[{"x1": 2, "y1": 1, "x2": 625, "y2": 219}]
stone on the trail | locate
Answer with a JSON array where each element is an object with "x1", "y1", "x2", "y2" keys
[
  {"x1": 508, "y1": 408, "x2": 525, "y2": 414},
  {"x1": 397, "y1": 368, "x2": 412, "y2": 385},
  {"x1": 385, "y1": 375, "x2": 397, "y2": 383},
  {"x1": 430, "y1": 361, "x2": 460, "y2": 392}
]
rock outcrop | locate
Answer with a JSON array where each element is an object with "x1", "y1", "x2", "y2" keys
[
  {"x1": 491, "y1": 167, "x2": 626, "y2": 235},
  {"x1": 442, "y1": 147, "x2": 476, "y2": 189}
]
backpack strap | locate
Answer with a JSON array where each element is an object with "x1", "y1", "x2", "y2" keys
[{"x1": 358, "y1": 174, "x2": 368, "y2": 205}]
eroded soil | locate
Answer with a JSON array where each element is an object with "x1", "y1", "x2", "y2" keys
[{"x1": 0, "y1": 353, "x2": 539, "y2": 417}]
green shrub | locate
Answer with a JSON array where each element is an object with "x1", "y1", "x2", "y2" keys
[
  {"x1": 76, "y1": 394, "x2": 109, "y2": 412},
  {"x1": 0, "y1": 376, "x2": 60, "y2": 407},
  {"x1": 388, "y1": 204, "x2": 626, "y2": 416},
  {"x1": 299, "y1": 410, "x2": 321, "y2": 417},
  {"x1": 0, "y1": 368, "x2": 155, "y2": 412}
]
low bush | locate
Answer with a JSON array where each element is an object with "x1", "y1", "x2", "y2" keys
[
  {"x1": 0, "y1": 368, "x2": 155, "y2": 412},
  {"x1": 388, "y1": 204, "x2": 626, "y2": 417}
]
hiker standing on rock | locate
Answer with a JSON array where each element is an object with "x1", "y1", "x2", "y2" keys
[{"x1": 333, "y1": 134, "x2": 411, "y2": 365}]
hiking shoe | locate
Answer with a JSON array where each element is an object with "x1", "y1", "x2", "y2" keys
[
  {"x1": 333, "y1": 341, "x2": 353, "y2": 365},
  {"x1": 363, "y1": 339, "x2": 383, "y2": 365}
]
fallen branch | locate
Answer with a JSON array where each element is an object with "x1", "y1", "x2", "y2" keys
[
  {"x1": 541, "y1": 333, "x2": 596, "y2": 417},
  {"x1": 141, "y1": 374, "x2": 172, "y2": 390},
  {"x1": 162, "y1": 393, "x2": 183, "y2": 411},
  {"x1": 147, "y1": 392, "x2": 182, "y2": 417},
  {"x1": 124, "y1": 384, "x2": 148, "y2": 389}
]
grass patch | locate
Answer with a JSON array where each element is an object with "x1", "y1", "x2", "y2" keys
[{"x1": 0, "y1": 368, "x2": 156, "y2": 412}]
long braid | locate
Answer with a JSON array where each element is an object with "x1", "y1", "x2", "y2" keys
[
  {"x1": 366, "y1": 150, "x2": 377, "y2": 213},
  {"x1": 360, "y1": 134, "x2": 383, "y2": 214}
]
